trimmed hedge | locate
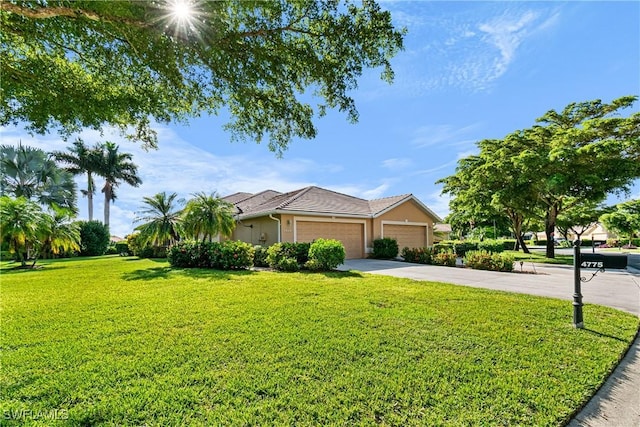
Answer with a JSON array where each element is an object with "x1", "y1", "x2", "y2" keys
[
  {"x1": 477, "y1": 240, "x2": 504, "y2": 253},
  {"x1": 266, "y1": 242, "x2": 310, "y2": 269},
  {"x1": 401, "y1": 246, "x2": 433, "y2": 264},
  {"x1": 306, "y1": 238, "x2": 345, "y2": 271},
  {"x1": 464, "y1": 250, "x2": 514, "y2": 272},
  {"x1": 138, "y1": 246, "x2": 168, "y2": 259},
  {"x1": 372, "y1": 238, "x2": 399, "y2": 259},
  {"x1": 432, "y1": 250, "x2": 457, "y2": 267},
  {"x1": 168, "y1": 240, "x2": 254, "y2": 270},
  {"x1": 115, "y1": 242, "x2": 130, "y2": 255},
  {"x1": 253, "y1": 245, "x2": 269, "y2": 267},
  {"x1": 77, "y1": 220, "x2": 110, "y2": 256}
]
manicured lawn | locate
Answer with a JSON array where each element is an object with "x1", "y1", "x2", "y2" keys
[
  {"x1": 506, "y1": 250, "x2": 574, "y2": 265},
  {"x1": 1, "y1": 256, "x2": 638, "y2": 426}
]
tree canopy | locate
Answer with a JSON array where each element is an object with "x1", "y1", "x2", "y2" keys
[
  {"x1": 1, "y1": 0, "x2": 404, "y2": 153},
  {"x1": 439, "y1": 96, "x2": 640, "y2": 257}
]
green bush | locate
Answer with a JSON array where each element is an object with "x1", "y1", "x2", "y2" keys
[
  {"x1": 277, "y1": 257, "x2": 300, "y2": 272},
  {"x1": 433, "y1": 242, "x2": 454, "y2": 254},
  {"x1": 502, "y1": 240, "x2": 517, "y2": 251},
  {"x1": 477, "y1": 240, "x2": 504, "y2": 253},
  {"x1": 266, "y1": 242, "x2": 310, "y2": 269},
  {"x1": 401, "y1": 247, "x2": 432, "y2": 264},
  {"x1": 372, "y1": 238, "x2": 399, "y2": 259},
  {"x1": 453, "y1": 241, "x2": 477, "y2": 257},
  {"x1": 464, "y1": 250, "x2": 514, "y2": 272},
  {"x1": 77, "y1": 220, "x2": 110, "y2": 256},
  {"x1": 432, "y1": 250, "x2": 457, "y2": 267},
  {"x1": 307, "y1": 238, "x2": 345, "y2": 271},
  {"x1": 138, "y1": 246, "x2": 168, "y2": 259},
  {"x1": 168, "y1": 241, "x2": 253, "y2": 270},
  {"x1": 115, "y1": 242, "x2": 130, "y2": 255},
  {"x1": 253, "y1": 245, "x2": 269, "y2": 267},
  {"x1": 105, "y1": 244, "x2": 119, "y2": 255}
]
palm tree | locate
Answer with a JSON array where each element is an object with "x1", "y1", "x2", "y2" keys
[
  {"x1": 134, "y1": 192, "x2": 184, "y2": 247},
  {"x1": 182, "y1": 192, "x2": 236, "y2": 242},
  {"x1": 0, "y1": 196, "x2": 49, "y2": 267},
  {"x1": 53, "y1": 139, "x2": 102, "y2": 221},
  {"x1": 0, "y1": 143, "x2": 77, "y2": 213},
  {"x1": 95, "y1": 142, "x2": 142, "y2": 227},
  {"x1": 41, "y1": 208, "x2": 81, "y2": 258}
]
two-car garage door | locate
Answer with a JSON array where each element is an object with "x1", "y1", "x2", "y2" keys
[
  {"x1": 296, "y1": 221, "x2": 364, "y2": 259},
  {"x1": 383, "y1": 224, "x2": 427, "y2": 250}
]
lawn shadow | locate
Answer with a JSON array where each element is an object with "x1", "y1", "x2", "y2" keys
[
  {"x1": 299, "y1": 270, "x2": 364, "y2": 279},
  {"x1": 122, "y1": 266, "x2": 256, "y2": 281},
  {"x1": 583, "y1": 328, "x2": 628, "y2": 343}
]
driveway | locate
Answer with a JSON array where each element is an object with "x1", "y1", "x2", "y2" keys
[{"x1": 340, "y1": 259, "x2": 640, "y2": 315}]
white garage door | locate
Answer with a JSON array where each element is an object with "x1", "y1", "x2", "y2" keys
[
  {"x1": 296, "y1": 221, "x2": 364, "y2": 259},
  {"x1": 383, "y1": 224, "x2": 427, "y2": 250}
]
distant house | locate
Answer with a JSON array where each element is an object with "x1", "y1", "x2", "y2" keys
[
  {"x1": 433, "y1": 224, "x2": 452, "y2": 242},
  {"x1": 222, "y1": 186, "x2": 442, "y2": 259}
]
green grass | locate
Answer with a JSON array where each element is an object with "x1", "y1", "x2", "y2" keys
[
  {"x1": 1, "y1": 256, "x2": 638, "y2": 426},
  {"x1": 506, "y1": 250, "x2": 574, "y2": 265}
]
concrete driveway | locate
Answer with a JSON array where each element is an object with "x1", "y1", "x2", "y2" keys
[{"x1": 340, "y1": 259, "x2": 640, "y2": 315}]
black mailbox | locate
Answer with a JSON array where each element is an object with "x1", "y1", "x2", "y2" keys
[{"x1": 580, "y1": 253, "x2": 627, "y2": 270}]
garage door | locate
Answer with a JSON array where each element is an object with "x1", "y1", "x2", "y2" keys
[
  {"x1": 296, "y1": 221, "x2": 364, "y2": 259},
  {"x1": 383, "y1": 224, "x2": 427, "y2": 250}
]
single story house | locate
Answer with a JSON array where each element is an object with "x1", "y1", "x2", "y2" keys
[{"x1": 223, "y1": 186, "x2": 442, "y2": 259}]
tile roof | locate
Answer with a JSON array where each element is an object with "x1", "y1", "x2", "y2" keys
[
  {"x1": 222, "y1": 186, "x2": 440, "y2": 221},
  {"x1": 222, "y1": 192, "x2": 254, "y2": 204}
]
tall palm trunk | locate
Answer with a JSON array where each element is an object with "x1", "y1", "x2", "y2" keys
[
  {"x1": 87, "y1": 171, "x2": 94, "y2": 221},
  {"x1": 102, "y1": 181, "x2": 113, "y2": 227}
]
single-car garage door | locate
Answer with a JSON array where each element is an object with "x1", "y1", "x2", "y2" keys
[
  {"x1": 383, "y1": 224, "x2": 427, "y2": 250},
  {"x1": 296, "y1": 221, "x2": 364, "y2": 259}
]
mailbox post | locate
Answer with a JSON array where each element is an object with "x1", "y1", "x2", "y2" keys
[{"x1": 573, "y1": 239, "x2": 584, "y2": 329}]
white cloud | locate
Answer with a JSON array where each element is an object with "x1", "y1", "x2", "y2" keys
[
  {"x1": 0, "y1": 125, "x2": 333, "y2": 237},
  {"x1": 423, "y1": 190, "x2": 451, "y2": 221},
  {"x1": 411, "y1": 123, "x2": 481, "y2": 148},
  {"x1": 381, "y1": 157, "x2": 412, "y2": 170}
]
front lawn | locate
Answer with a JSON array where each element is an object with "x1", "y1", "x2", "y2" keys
[
  {"x1": 1, "y1": 256, "x2": 638, "y2": 426},
  {"x1": 505, "y1": 250, "x2": 574, "y2": 265}
]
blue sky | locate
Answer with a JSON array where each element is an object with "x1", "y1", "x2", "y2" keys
[{"x1": 1, "y1": 1, "x2": 639, "y2": 238}]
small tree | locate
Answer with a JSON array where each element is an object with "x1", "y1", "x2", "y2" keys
[
  {"x1": 0, "y1": 196, "x2": 48, "y2": 267},
  {"x1": 77, "y1": 220, "x2": 110, "y2": 256},
  {"x1": 600, "y1": 200, "x2": 640, "y2": 246}
]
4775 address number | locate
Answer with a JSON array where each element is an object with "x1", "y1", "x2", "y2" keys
[{"x1": 581, "y1": 261, "x2": 603, "y2": 268}]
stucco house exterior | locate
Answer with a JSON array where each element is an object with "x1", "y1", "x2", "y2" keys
[{"x1": 223, "y1": 186, "x2": 442, "y2": 259}]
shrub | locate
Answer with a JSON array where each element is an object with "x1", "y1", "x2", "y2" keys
[
  {"x1": 606, "y1": 239, "x2": 620, "y2": 248},
  {"x1": 452, "y1": 241, "x2": 477, "y2": 257},
  {"x1": 115, "y1": 242, "x2": 130, "y2": 255},
  {"x1": 278, "y1": 257, "x2": 300, "y2": 272},
  {"x1": 372, "y1": 238, "x2": 399, "y2": 259},
  {"x1": 266, "y1": 242, "x2": 310, "y2": 269},
  {"x1": 105, "y1": 244, "x2": 119, "y2": 255},
  {"x1": 401, "y1": 247, "x2": 432, "y2": 264},
  {"x1": 433, "y1": 242, "x2": 454, "y2": 254},
  {"x1": 77, "y1": 220, "x2": 110, "y2": 256},
  {"x1": 432, "y1": 250, "x2": 457, "y2": 267},
  {"x1": 138, "y1": 246, "x2": 167, "y2": 259},
  {"x1": 477, "y1": 239, "x2": 504, "y2": 253},
  {"x1": 219, "y1": 241, "x2": 254, "y2": 270},
  {"x1": 502, "y1": 240, "x2": 517, "y2": 251},
  {"x1": 464, "y1": 250, "x2": 514, "y2": 272},
  {"x1": 307, "y1": 238, "x2": 345, "y2": 271},
  {"x1": 253, "y1": 245, "x2": 269, "y2": 267},
  {"x1": 168, "y1": 241, "x2": 253, "y2": 270}
]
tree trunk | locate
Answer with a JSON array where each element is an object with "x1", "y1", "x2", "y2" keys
[
  {"x1": 516, "y1": 233, "x2": 530, "y2": 254},
  {"x1": 545, "y1": 205, "x2": 558, "y2": 258},
  {"x1": 103, "y1": 181, "x2": 112, "y2": 227},
  {"x1": 87, "y1": 171, "x2": 94, "y2": 221}
]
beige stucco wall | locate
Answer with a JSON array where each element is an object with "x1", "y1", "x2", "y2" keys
[{"x1": 232, "y1": 217, "x2": 280, "y2": 247}]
